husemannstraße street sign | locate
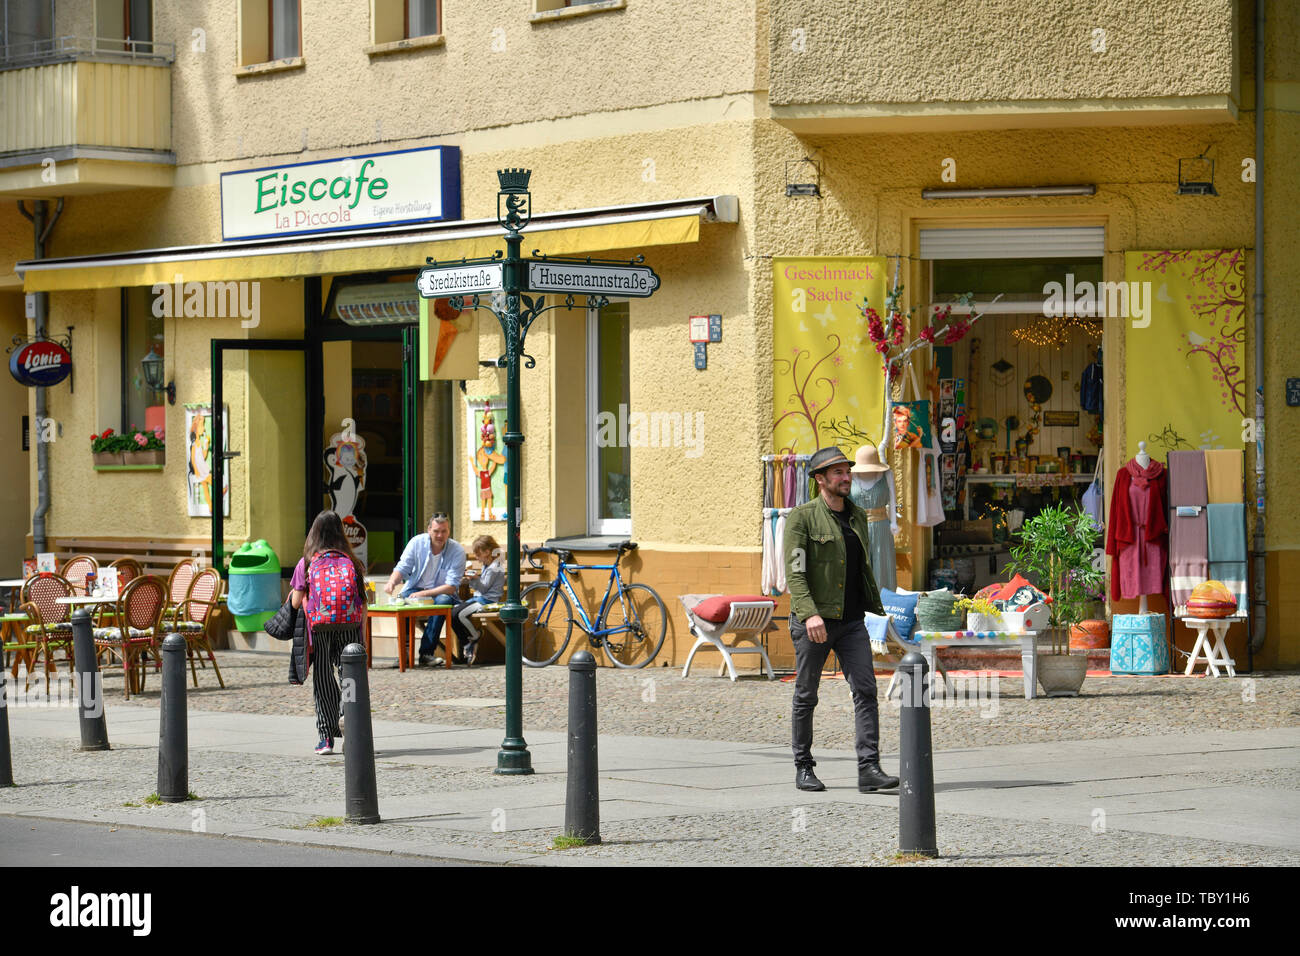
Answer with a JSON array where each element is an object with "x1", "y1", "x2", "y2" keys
[{"x1": 526, "y1": 260, "x2": 660, "y2": 298}]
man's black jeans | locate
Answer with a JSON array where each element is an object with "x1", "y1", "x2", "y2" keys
[{"x1": 790, "y1": 615, "x2": 880, "y2": 770}]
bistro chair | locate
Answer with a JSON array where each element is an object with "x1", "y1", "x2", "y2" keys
[
  {"x1": 60, "y1": 554, "x2": 99, "y2": 596},
  {"x1": 93, "y1": 575, "x2": 167, "y2": 700},
  {"x1": 167, "y1": 567, "x2": 226, "y2": 690},
  {"x1": 17, "y1": 573, "x2": 76, "y2": 693},
  {"x1": 163, "y1": 559, "x2": 200, "y2": 624},
  {"x1": 1, "y1": 609, "x2": 39, "y2": 683},
  {"x1": 107, "y1": 557, "x2": 144, "y2": 587}
]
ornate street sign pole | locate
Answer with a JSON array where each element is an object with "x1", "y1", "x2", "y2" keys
[{"x1": 417, "y1": 169, "x2": 660, "y2": 774}]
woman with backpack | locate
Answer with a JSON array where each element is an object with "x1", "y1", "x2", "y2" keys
[{"x1": 290, "y1": 510, "x2": 367, "y2": 755}]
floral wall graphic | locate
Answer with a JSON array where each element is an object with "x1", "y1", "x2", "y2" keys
[
  {"x1": 1124, "y1": 250, "x2": 1246, "y2": 459},
  {"x1": 772, "y1": 258, "x2": 887, "y2": 454}
]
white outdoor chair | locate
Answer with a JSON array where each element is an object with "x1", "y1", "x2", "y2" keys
[{"x1": 679, "y1": 594, "x2": 776, "y2": 681}]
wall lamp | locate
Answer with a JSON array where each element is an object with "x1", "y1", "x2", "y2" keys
[
  {"x1": 921, "y1": 185, "x2": 1097, "y2": 199},
  {"x1": 140, "y1": 347, "x2": 175, "y2": 405},
  {"x1": 785, "y1": 158, "x2": 822, "y2": 198},
  {"x1": 1177, "y1": 155, "x2": 1217, "y2": 196}
]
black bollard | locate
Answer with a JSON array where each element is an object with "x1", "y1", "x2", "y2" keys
[
  {"x1": 70, "y1": 609, "x2": 110, "y2": 752},
  {"x1": 341, "y1": 641, "x2": 379, "y2": 824},
  {"x1": 563, "y1": 650, "x2": 601, "y2": 844},
  {"x1": 897, "y1": 651, "x2": 938, "y2": 858},
  {"x1": 157, "y1": 634, "x2": 188, "y2": 803},
  {"x1": 1, "y1": 669, "x2": 13, "y2": 787}
]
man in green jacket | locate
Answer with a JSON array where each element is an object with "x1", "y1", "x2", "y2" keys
[{"x1": 784, "y1": 446, "x2": 899, "y2": 793}]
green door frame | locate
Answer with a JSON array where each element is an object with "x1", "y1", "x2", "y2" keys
[{"x1": 210, "y1": 338, "x2": 309, "y2": 579}]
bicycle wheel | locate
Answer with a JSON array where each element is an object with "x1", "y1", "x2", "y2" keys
[
  {"x1": 521, "y1": 582, "x2": 573, "y2": 667},
  {"x1": 601, "y1": 584, "x2": 667, "y2": 669}
]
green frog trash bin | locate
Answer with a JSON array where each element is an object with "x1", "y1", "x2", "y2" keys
[{"x1": 227, "y1": 540, "x2": 282, "y2": 632}]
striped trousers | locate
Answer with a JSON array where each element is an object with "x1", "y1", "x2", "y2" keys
[{"x1": 310, "y1": 624, "x2": 358, "y2": 740}]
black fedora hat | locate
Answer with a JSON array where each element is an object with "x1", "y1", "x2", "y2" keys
[{"x1": 808, "y1": 446, "x2": 853, "y2": 475}]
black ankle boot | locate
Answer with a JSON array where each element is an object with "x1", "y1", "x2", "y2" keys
[
  {"x1": 795, "y1": 761, "x2": 826, "y2": 792},
  {"x1": 858, "y1": 763, "x2": 899, "y2": 792}
]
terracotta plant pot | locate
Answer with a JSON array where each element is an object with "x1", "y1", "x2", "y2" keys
[
  {"x1": 1070, "y1": 619, "x2": 1110, "y2": 650},
  {"x1": 124, "y1": 450, "x2": 164, "y2": 465},
  {"x1": 92, "y1": 452, "x2": 124, "y2": 466},
  {"x1": 1037, "y1": 652, "x2": 1088, "y2": 697}
]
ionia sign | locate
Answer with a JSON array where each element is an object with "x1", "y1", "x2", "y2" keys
[{"x1": 9, "y1": 339, "x2": 73, "y2": 387}]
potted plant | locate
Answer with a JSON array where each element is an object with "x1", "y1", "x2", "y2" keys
[
  {"x1": 953, "y1": 595, "x2": 1006, "y2": 633},
  {"x1": 124, "y1": 426, "x2": 165, "y2": 465},
  {"x1": 90, "y1": 428, "x2": 131, "y2": 466},
  {"x1": 1006, "y1": 503, "x2": 1105, "y2": 696}
]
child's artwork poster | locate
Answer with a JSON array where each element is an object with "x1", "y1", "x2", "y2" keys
[
  {"x1": 467, "y1": 396, "x2": 511, "y2": 522},
  {"x1": 186, "y1": 404, "x2": 230, "y2": 518}
]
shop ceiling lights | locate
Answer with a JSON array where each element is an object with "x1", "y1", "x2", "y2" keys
[
  {"x1": 334, "y1": 283, "x2": 419, "y2": 325},
  {"x1": 921, "y1": 185, "x2": 1096, "y2": 199},
  {"x1": 1012, "y1": 314, "x2": 1102, "y2": 349}
]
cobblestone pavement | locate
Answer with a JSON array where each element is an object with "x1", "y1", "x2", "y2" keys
[
  {"x1": 60, "y1": 651, "x2": 1300, "y2": 753},
  {"x1": 5, "y1": 734, "x2": 1297, "y2": 867}
]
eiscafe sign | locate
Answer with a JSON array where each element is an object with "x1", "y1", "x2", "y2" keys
[{"x1": 220, "y1": 146, "x2": 461, "y2": 241}]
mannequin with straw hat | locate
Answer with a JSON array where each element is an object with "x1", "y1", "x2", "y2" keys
[{"x1": 849, "y1": 444, "x2": 897, "y2": 591}]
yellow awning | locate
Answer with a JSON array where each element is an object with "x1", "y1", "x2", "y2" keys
[{"x1": 18, "y1": 204, "x2": 715, "y2": 293}]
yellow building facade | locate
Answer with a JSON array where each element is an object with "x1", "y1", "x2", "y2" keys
[{"x1": 2, "y1": 1, "x2": 1296, "y2": 668}]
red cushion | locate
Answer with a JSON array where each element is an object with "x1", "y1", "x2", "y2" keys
[{"x1": 693, "y1": 595, "x2": 773, "y2": 623}]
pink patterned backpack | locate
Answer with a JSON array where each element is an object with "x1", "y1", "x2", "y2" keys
[{"x1": 306, "y1": 550, "x2": 363, "y2": 629}]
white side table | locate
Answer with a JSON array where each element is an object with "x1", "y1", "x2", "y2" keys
[{"x1": 1180, "y1": 615, "x2": 1242, "y2": 677}]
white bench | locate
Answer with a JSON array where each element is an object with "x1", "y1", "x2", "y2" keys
[{"x1": 678, "y1": 594, "x2": 776, "y2": 681}]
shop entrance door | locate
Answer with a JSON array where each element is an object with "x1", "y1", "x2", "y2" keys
[{"x1": 210, "y1": 340, "x2": 309, "y2": 579}]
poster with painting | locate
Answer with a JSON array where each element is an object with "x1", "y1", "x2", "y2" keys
[
  {"x1": 186, "y1": 404, "x2": 230, "y2": 518},
  {"x1": 467, "y1": 396, "x2": 511, "y2": 522}
]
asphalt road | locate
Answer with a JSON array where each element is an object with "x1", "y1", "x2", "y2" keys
[{"x1": 0, "y1": 816, "x2": 462, "y2": 867}]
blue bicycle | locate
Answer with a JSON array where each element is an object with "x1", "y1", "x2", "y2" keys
[{"x1": 520, "y1": 542, "x2": 667, "y2": 668}]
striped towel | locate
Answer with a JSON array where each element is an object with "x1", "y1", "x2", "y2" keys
[{"x1": 1209, "y1": 561, "x2": 1248, "y2": 616}]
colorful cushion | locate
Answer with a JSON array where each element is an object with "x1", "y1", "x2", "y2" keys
[
  {"x1": 997, "y1": 574, "x2": 1051, "y2": 609},
  {"x1": 93, "y1": 627, "x2": 154, "y2": 641},
  {"x1": 879, "y1": 588, "x2": 920, "y2": 641},
  {"x1": 26, "y1": 622, "x2": 73, "y2": 635},
  {"x1": 171, "y1": 621, "x2": 206, "y2": 633},
  {"x1": 692, "y1": 595, "x2": 773, "y2": 624}
]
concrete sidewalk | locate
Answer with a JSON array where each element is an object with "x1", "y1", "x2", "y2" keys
[{"x1": 2, "y1": 702, "x2": 1297, "y2": 866}]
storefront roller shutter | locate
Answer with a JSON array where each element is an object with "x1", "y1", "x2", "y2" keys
[{"x1": 919, "y1": 226, "x2": 1105, "y2": 260}]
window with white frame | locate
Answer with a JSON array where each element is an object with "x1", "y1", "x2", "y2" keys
[{"x1": 587, "y1": 302, "x2": 630, "y2": 536}]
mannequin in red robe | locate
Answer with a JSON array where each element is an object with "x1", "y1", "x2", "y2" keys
[{"x1": 1105, "y1": 457, "x2": 1169, "y2": 601}]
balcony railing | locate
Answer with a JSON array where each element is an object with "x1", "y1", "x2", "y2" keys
[{"x1": 0, "y1": 35, "x2": 175, "y2": 71}]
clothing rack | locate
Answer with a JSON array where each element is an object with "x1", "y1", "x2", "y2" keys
[{"x1": 762, "y1": 454, "x2": 813, "y2": 510}]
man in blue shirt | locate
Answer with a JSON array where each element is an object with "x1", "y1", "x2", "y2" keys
[{"x1": 385, "y1": 513, "x2": 467, "y2": 665}]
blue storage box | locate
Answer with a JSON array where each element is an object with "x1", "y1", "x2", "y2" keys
[{"x1": 1110, "y1": 613, "x2": 1169, "y2": 675}]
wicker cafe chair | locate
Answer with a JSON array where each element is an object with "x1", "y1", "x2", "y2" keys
[
  {"x1": 16, "y1": 573, "x2": 76, "y2": 693},
  {"x1": 170, "y1": 568, "x2": 226, "y2": 689},
  {"x1": 108, "y1": 557, "x2": 144, "y2": 587},
  {"x1": 61, "y1": 554, "x2": 99, "y2": 596},
  {"x1": 162, "y1": 559, "x2": 200, "y2": 626},
  {"x1": 93, "y1": 575, "x2": 166, "y2": 700}
]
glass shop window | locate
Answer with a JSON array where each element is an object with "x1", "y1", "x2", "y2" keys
[{"x1": 121, "y1": 287, "x2": 168, "y2": 450}]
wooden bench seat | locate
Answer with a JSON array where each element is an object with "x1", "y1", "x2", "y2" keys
[{"x1": 43, "y1": 537, "x2": 217, "y2": 579}]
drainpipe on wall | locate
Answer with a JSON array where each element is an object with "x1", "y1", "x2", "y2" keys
[
  {"x1": 1250, "y1": 0, "x2": 1267, "y2": 657},
  {"x1": 16, "y1": 197, "x2": 65, "y2": 554}
]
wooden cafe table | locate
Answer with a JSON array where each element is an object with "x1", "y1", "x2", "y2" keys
[{"x1": 364, "y1": 601, "x2": 456, "y2": 672}]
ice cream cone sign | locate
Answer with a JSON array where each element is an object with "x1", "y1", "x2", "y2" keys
[{"x1": 433, "y1": 298, "x2": 461, "y2": 375}]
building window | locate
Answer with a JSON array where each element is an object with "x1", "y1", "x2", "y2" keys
[
  {"x1": 121, "y1": 288, "x2": 167, "y2": 448},
  {"x1": 0, "y1": 0, "x2": 54, "y2": 58},
  {"x1": 372, "y1": 0, "x2": 440, "y2": 44},
  {"x1": 587, "y1": 302, "x2": 630, "y2": 535},
  {"x1": 95, "y1": 0, "x2": 153, "y2": 53},
  {"x1": 238, "y1": 0, "x2": 300, "y2": 66}
]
